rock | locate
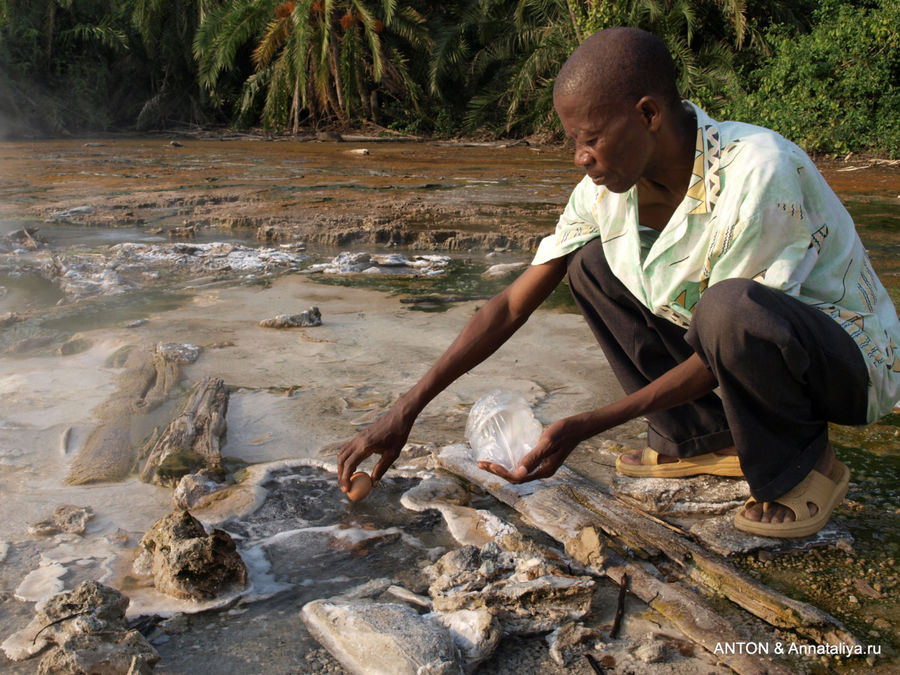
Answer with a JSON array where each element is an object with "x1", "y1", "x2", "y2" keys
[
  {"x1": 258, "y1": 306, "x2": 322, "y2": 328},
  {"x1": 3, "y1": 227, "x2": 45, "y2": 249},
  {"x1": 688, "y1": 512, "x2": 854, "y2": 556},
  {"x1": 306, "y1": 251, "x2": 450, "y2": 276},
  {"x1": 59, "y1": 336, "x2": 92, "y2": 356},
  {"x1": 401, "y1": 476, "x2": 519, "y2": 548},
  {"x1": 134, "y1": 510, "x2": 247, "y2": 601},
  {"x1": 28, "y1": 505, "x2": 94, "y2": 537},
  {"x1": 426, "y1": 543, "x2": 595, "y2": 635},
  {"x1": 168, "y1": 224, "x2": 195, "y2": 240},
  {"x1": 156, "y1": 342, "x2": 201, "y2": 364},
  {"x1": 2, "y1": 581, "x2": 159, "y2": 673},
  {"x1": 138, "y1": 377, "x2": 228, "y2": 486},
  {"x1": 546, "y1": 621, "x2": 604, "y2": 667},
  {"x1": 564, "y1": 526, "x2": 608, "y2": 568},
  {"x1": 632, "y1": 634, "x2": 668, "y2": 664},
  {"x1": 481, "y1": 262, "x2": 527, "y2": 279},
  {"x1": 612, "y1": 473, "x2": 749, "y2": 517},
  {"x1": 301, "y1": 599, "x2": 463, "y2": 675},
  {"x1": 0, "y1": 311, "x2": 21, "y2": 327},
  {"x1": 38, "y1": 631, "x2": 159, "y2": 675},
  {"x1": 435, "y1": 503, "x2": 519, "y2": 548},
  {"x1": 48, "y1": 242, "x2": 307, "y2": 300},
  {"x1": 428, "y1": 609, "x2": 500, "y2": 673},
  {"x1": 400, "y1": 475, "x2": 470, "y2": 511},
  {"x1": 5, "y1": 334, "x2": 55, "y2": 354},
  {"x1": 49, "y1": 206, "x2": 95, "y2": 220},
  {"x1": 173, "y1": 470, "x2": 227, "y2": 509}
]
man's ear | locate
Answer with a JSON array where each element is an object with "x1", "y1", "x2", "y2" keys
[{"x1": 635, "y1": 96, "x2": 662, "y2": 131}]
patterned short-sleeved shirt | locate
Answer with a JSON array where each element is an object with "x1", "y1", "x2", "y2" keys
[{"x1": 533, "y1": 101, "x2": 900, "y2": 422}]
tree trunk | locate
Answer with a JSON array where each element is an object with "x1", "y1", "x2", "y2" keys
[
  {"x1": 369, "y1": 90, "x2": 380, "y2": 125},
  {"x1": 328, "y1": 39, "x2": 347, "y2": 121},
  {"x1": 292, "y1": 75, "x2": 300, "y2": 136},
  {"x1": 138, "y1": 377, "x2": 229, "y2": 487},
  {"x1": 436, "y1": 446, "x2": 861, "y2": 661}
]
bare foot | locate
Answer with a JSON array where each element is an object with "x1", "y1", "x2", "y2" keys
[
  {"x1": 618, "y1": 445, "x2": 738, "y2": 466},
  {"x1": 741, "y1": 443, "x2": 835, "y2": 524}
]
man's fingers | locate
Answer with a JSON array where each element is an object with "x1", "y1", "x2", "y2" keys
[
  {"x1": 518, "y1": 444, "x2": 550, "y2": 475},
  {"x1": 338, "y1": 446, "x2": 364, "y2": 492},
  {"x1": 477, "y1": 461, "x2": 518, "y2": 482},
  {"x1": 371, "y1": 453, "x2": 393, "y2": 485},
  {"x1": 527, "y1": 461, "x2": 558, "y2": 481}
]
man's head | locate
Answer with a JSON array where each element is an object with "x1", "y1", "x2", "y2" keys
[
  {"x1": 554, "y1": 28, "x2": 680, "y2": 112},
  {"x1": 554, "y1": 28, "x2": 685, "y2": 193}
]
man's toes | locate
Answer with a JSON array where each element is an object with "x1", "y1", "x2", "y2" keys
[
  {"x1": 764, "y1": 506, "x2": 797, "y2": 524},
  {"x1": 618, "y1": 451, "x2": 643, "y2": 466},
  {"x1": 743, "y1": 503, "x2": 764, "y2": 522}
]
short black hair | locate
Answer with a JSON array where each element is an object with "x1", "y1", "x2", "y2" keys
[{"x1": 554, "y1": 28, "x2": 680, "y2": 111}]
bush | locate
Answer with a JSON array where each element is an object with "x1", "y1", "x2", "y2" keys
[{"x1": 724, "y1": 0, "x2": 900, "y2": 157}]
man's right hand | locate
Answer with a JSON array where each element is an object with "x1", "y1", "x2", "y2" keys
[{"x1": 337, "y1": 406, "x2": 413, "y2": 493}]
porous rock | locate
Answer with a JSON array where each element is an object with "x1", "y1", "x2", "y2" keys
[
  {"x1": 688, "y1": 511, "x2": 854, "y2": 556},
  {"x1": 426, "y1": 543, "x2": 595, "y2": 634},
  {"x1": 28, "y1": 505, "x2": 95, "y2": 537},
  {"x1": 173, "y1": 470, "x2": 226, "y2": 509},
  {"x1": 134, "y1": 510, "x2": 246, "y2": 601},
  {"x1": 301, "y1": 599, "x2": 463, "y2": 675},
  {"x1": 258, "y1": 306, "x2": 322, "y2": 328},
  {"x1": 632, "y1": 634, "x2": 668, "y2": 664},
  {"x1": 546, "y1": 621, "x2": 603, "y2": 667},
  {"x1": 38, "y1": 631, "x2": 159, "y2": 675},
  {"x1": 36, "y1": 580, "x2": 130, "y2": 642},
  {"x1": 428, "y1": 608, "x2": 500, "y2": 673},
  {"x1": 612, "y1": 473, "x2": 749, "y2": 517},
  {"x1": 4, "y1": 581, "x2": 159, "y2": 673},
  {"x1": 400, "y1": 475, "x2": 470, "y2": 511}
]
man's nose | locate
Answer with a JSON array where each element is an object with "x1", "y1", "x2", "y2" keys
[{"x1": 574, "y1": 145, "x2": 592, "y2": 167}]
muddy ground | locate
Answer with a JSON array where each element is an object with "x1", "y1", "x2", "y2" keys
[{"x1": 0, "y1": 135, "x2": 898, "y2": 674}]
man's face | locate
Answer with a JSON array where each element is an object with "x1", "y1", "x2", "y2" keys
[{"x1": 555, "y1": 93, "x2": 654, "y2": 194}]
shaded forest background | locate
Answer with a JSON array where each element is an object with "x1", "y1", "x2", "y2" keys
[{"x1": 0, "y1": 0, "x2": 897, "y2": 155}]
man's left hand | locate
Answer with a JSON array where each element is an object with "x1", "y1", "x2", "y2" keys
[{"x1": 478, "y1": 416, "x2": 587, "y2": 483}]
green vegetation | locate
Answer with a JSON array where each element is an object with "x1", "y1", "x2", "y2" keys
[
  {"x1": 724, "y1": 0, "x2": 900, "y2": 157},
  {"x1": 0, "y1": 0, "x2": 897, "y2": 155}
]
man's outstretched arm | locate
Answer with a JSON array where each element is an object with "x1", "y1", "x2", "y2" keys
[{"x1": 337, "y1": 256, "x2": 569, "y2": 492}]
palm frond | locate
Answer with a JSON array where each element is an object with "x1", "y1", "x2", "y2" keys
[{"x1": 252, "y1": 18, "x2": 290, "y2": 68}]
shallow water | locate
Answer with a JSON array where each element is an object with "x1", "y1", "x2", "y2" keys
[{"x1": 0, "y1": 138, "x2": 898, "y2": 671}]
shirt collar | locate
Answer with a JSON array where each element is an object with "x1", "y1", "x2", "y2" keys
[{"x1": 681, "y1": 101, "x2": 722, "y2": 216}]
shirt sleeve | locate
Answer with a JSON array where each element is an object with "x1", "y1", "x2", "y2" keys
[
  {"x1": 703, "y1": 148, "x2": 818, "y2": 297},
  {"x1": 531, "y1": 176, "x2": 605, "y2": 265}
]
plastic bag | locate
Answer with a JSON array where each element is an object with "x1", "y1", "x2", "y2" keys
[{"x1": 465, "y1": 390, "x2": 542, "y2": 471}]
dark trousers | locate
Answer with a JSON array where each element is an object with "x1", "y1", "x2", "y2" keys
[{"x1": 566, "y1": 238, "x2": 869, "y2": 501}]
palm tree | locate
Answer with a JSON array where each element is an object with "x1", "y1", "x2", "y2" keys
[
  {"x1": 130, "y1": 0, "x2": 223, "y2": 129},
  {"x1": 194, "y1": 0, "x2": 429, "y2": 132},
  {"x1": 454, "y1": 0, "x2": 802, "y2": 136}
]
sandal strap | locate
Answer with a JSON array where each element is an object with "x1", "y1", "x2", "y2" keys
[
  {"x1": 641, "y1": 447, "x2": 661, "y2": 465},
  {"x1": 754, "y1": 469, "x2": 836, "y2": 523}
]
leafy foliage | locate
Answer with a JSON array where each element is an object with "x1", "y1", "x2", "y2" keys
[
  {"x1": 194, "y1": 0, "x2": 428, "y2": 131},
  {"x1": 0, "y1": 0, "x2": 898, "y2": 156},
  {"x1": 725, "y1": 0, "x2": 900, "y2": 156}
]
